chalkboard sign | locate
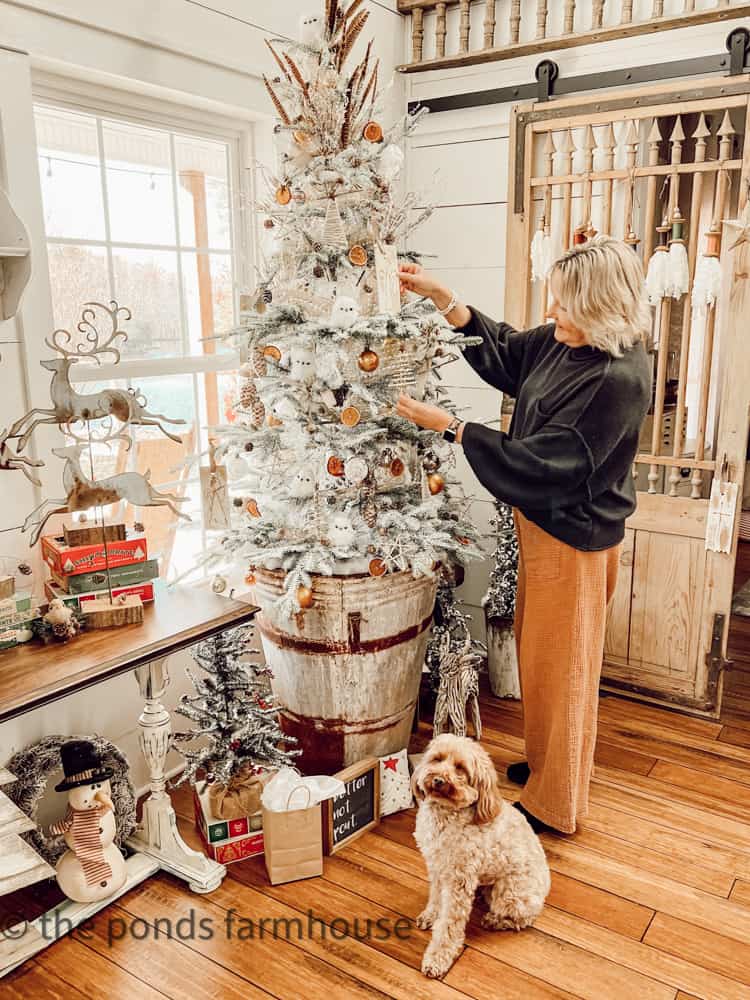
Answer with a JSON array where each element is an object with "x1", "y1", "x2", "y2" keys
[{"x1": 323, "y1": 757, "x2": 380, "y2": 855}]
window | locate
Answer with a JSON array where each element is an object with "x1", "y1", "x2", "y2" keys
[{"x1": 33, "y1": 99, "x2": 249, "y2": 580}]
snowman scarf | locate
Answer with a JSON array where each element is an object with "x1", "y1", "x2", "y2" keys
[{"x1": 51, "y1": 805, "x2": 113, "y2": 886}]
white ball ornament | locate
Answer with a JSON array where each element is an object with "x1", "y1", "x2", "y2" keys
[
  {"x1": 289, "y1": 467, "x2": 316, "y2": 500},
  {"x1": 345, "y1": 457, "x2": 369, "y2": 485},
  {"x1": 380, "y1": 144, "x2": 405, "y2": 182},
  {"x1": 290, "y1": 345, "x2": 316, "y2": 382},
  {"x1": 329, "y1": 296, "x2": 360, "y2": 330},
  {"x1": 328, "y1": 514, "x2": 356, "y2": 549}
]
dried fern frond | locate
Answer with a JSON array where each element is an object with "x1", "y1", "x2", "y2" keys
[
  {"x1": 341, "y1": 81, "x2": 354, "y2": 148},
  {"x1": 284, "y1": 52, "x2": 310, "y2": 99},
  {"x1": 265, "y1": 40, "x2": 292, "y2": 83},
  {"x1": 357, "y1": 60, "x2": 379, "y2": 116},
  {"x1": 338, "y1": 10, "x2": 369, "y2": 69},
  {"x1": 263, "y1": 75, "x2": 291, "y2": 125},
  {"x1": 326, "y1": 0, "x2": 339, "y2": 39}
]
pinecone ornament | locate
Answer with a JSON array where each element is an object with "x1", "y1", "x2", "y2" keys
[{"x1": 240, "y1": 379, "x2": 266, "y2": 427}]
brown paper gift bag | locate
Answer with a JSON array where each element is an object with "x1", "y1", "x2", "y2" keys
[{"x1": 262, "y1": 785, "x2": 323, "y2": 885}]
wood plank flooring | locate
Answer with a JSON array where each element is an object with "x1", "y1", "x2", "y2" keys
[{"x1": 6, "y1": 670, "x2": 750, "y2": 1000}]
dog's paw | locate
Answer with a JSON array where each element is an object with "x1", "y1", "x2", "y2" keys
[
  {"x1": 421, "y1": 949, "x2": 454, "y2": 979},
  {"x1": 416, "y1": 909, "x2": 436, "y2": 930},
  {"x1": 482, "y1": 911, "x2": 532, "y2": 931}
]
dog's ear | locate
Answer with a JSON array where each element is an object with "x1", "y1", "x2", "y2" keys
[{"x1": 472, "y1": 746, "x2": 502, "y2": 825}]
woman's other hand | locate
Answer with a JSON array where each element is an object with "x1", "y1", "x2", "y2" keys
[{"x1": 396, "y1": 393, "x2": 454, "y2": 434}]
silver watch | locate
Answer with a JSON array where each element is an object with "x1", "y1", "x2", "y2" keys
[{"x1": 442, "y1": 418, "x2": 461, "y2": 443}]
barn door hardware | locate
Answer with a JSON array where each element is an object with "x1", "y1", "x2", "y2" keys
[
  {"x1": 728, "y1": 27, "x2": 750, "y2": 76},
  {"x1": 705, "y1": 613, "x2": 734, "y2": 709},
  {"x1": 535, "y1": 60, "x2": 559, "y2": 103}
]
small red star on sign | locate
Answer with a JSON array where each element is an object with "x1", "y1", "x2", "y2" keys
[{"x1": 383, "y1": 757, "x2": 399, "y2": 772}]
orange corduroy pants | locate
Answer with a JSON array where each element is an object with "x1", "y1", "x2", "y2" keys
[{"x1": 513, "y1": 510, "x2": 620, "y2": 833}]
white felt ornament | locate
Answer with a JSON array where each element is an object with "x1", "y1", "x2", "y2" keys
[
  {"x1": 227, "y1": 454, "x2": 249, "y2": 479},
  {"x1": 328, "y1": 513, "x2": 356, "y2": 549},
  {"x1": 289, "y1": 466, "x2": 316, "y2": 499},
  {"x1": 290, "y1": 345, "x2": 316, "y2": 382},
  {"x1": 530, "y1": 227, "x2": 554, "y2": 282},
  {"x1": 345, "y1": 457, "x2": 368, "y2": 484},
  {"x1": 329, "y1": 296, "x2": 360, "y2": 329},
  {"x1": 379, "y1": 144, "x2": 404, "y2": 182}
]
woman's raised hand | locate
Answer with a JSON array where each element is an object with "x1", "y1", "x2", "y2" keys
[{"x1": 398, "y1": 262, "x2": 444, "y2": 299}]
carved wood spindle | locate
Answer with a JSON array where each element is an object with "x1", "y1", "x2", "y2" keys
[
  {"x1": 561, "y1": 129, "x2": 576, "y2": 250},
  {"x1": 670, "y1": 113, "x2": 709, "y2": 496},
  {"x1": 601, "y1": 123, "x2": 616, "y2": 236},
  {"x1": 435, "y1": 3, "x2": 448, "y2": 59},
  {"x1": 411, "y1": 8, "x2": 424, "y2": 64},
  {"x1": 510, "y1": 1, "x2": 522, "y2": 45},
  {"x1": 692, "y1": 109, "x2": 735, "y2": 498},
  {"x1": 581, "y1": 123, "x2": 596, "y2": 233},
  {"x1": 459, "y1": 0, "x2": 471, "y2": 53},
  {"x1": 483, "y1": 0, "x2": 497, "y2": 49},
  {"x1": 643, "y1": 118, "x2": 663, "y2": 263},
  {"x1": 621, "y1": 0, "x2": 633, "y2": 23},
  {"x1": 623, "y1": 119, "x2": 640, "y2": 242},
  {"x1": 540, "y1": 131, "x2": 556, "y2": 321},
  {"x1": 537, "y1": 0, "x2": 549, "y2": 39},
  {"x1": 652, "y1": 0, "x2": 664, "y2": 16},
  {"x1": 684, "y1": 0, "x2": 696, "y2": 11},
  {"x1": 564, "y1": 0, "x2": 576, "y2": 34},
  {"x1": 649, "y1": 116, "x2": 685, "y2": 496},
  {"x1": 592, "y1": 0, "x2": 605, "y2": 30}
]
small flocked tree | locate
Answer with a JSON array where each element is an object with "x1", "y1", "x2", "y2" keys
[
  {"x1": 209, "y1": 0, "x2": 480, "y2": 616},
  {"x1": 483, "y1": 502, "x2": 521, "y2": 699},
  {"x1": 173, "y1": 626, "x2": 299, "y2": 789}
]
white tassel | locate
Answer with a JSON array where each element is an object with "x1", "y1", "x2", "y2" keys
[
  {"x1": 666, "y1": 240, "x2": 689, "y2": 299},
  {"x1": 691, "y1": 254, "x2": 722, "y2": 318},
  {"x1": 645, "y1": 249, "x2": 669, "y2": 305},
  {"x1": 530, "y1": 229, "x2": 553, "y2": 283}
]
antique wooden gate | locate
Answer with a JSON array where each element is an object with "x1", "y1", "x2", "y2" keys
[{"x1": 505, "y1": 75, "x2": 750, "y2": 715}]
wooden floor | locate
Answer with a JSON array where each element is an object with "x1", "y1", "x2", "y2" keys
[{"x1": 5, "y1": 666, "x2": 750, "y2": 1000}]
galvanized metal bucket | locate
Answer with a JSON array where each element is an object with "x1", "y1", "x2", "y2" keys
[{"x1": 251, "y1": 568, "x2": 437, "y2": 774}]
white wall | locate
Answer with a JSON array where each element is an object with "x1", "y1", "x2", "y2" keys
[
  {"x1": 403, "y1": 3, "x2": 750, "y2": 639},
  {"x1": 0, "y1": 0, "x2": 403, "y2": 791}
]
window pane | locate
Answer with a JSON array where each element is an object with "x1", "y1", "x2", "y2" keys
[
  {"x1": 175, "y1": 136, "x2": 231, "y2": 249},
  {"x1": 181, "y1": 252, "x2": 234, "y2": 354},
  {"x1": 103, "y1": 120, "x2": 176, "y2": 245},
  {"x1": 35, "y1": 107, "x2": 105, "y2": 241},
  {"x1": 47, "y1": 244, "x2": 110, "y2": 336},
  {"x1": 112, "y1": 248, "x2": 182, "y2": 358}
]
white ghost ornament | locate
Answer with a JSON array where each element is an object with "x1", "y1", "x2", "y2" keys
[
  {"x1": 289, "y1": 467, "x2": 316, "y2": 500},
  {"x1": 380, "y1": 144, "x2": 405, "y2": 182},
  {"x1": 330, "y1": 296, "x2": 360, "y2": 330},
  {"x1": 328, "y1": 514, "x2": 356, "y2": 550},
  {"x1": 290, "y1": 345, "x2": 316, "y2": 382}
]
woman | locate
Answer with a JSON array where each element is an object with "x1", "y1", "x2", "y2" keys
[{"x1": 396, "y1": 236, "x2": 651, "y2": 835}]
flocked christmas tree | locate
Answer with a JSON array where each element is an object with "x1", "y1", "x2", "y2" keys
[
  {"x1": 173, "y1": 626, "x2": 299, "y2": 789},
  {"x1": 483, "y1": 502, "x2": 519, "y2": 623},
  {"x1": 209, "y1": 0, "x2": 481, "y2": 614}
]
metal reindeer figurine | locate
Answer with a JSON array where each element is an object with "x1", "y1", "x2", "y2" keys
[{"x1": 10, "y1": 302, "x2": 185, "y2": 448}]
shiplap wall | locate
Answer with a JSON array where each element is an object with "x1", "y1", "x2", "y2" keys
[{"x1": 403, "y1": 3, "x2": 750, "y2": 640}]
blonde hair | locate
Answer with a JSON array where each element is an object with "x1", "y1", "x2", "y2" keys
[{"x1": 550, "y1": 235, "x2": 651, "y2": 356}]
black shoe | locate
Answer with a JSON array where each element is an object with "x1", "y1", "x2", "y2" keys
[
  {"x1": 512, "y1": 800, "x2": 553, "y2": 834},
  {"x1": 506, "y1": 761, "x2": 530, "y2": 786}
]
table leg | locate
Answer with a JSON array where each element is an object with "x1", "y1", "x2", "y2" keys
[{"x1": 126, "y1": 655, "x2": 226, "y2": 893}]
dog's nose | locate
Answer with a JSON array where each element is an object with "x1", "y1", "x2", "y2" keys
[{"x1": 433, "y1": 776, "x2": 444, "y2": 787}]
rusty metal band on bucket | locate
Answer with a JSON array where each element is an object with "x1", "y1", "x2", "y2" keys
[{"x1": 257, "y1": 611, "x2": 433, "y2": 655}]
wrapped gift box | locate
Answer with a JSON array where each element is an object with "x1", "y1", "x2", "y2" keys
[
  {"x1": 41, "y1": 533, "x2": 148, "y2": 577},
  {"x1": 44, "y1": 579, "x2": 155, "y2": 608},
  {"x1": 193, "y1": 787, "x2": 264, "y2": 865}
]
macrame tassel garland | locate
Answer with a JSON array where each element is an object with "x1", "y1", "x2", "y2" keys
[
  {"x1": 645, "y1": 247, "x2": 669, "y2": 305},
  {"x1": 530, "y1": 225, "x2": 553, "y2": 283},
  {"x1": 323, "y1": 197, "x2": 348, "y2": 250},
  {"x1": 691, "y1": 230, "x2": 722, "y2": 318}
]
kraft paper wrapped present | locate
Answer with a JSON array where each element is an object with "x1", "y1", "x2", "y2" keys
[{"x1": 261, "y1": 769, "x2": 344, "y2": 886}]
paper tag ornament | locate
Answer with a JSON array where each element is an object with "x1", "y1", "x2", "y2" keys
[
  {"x1": 378, "y1": 749, "x2": 413, "y2": 817},
  {"x1": 375, "y1": 242, "x2": 401, "y2": 315}
]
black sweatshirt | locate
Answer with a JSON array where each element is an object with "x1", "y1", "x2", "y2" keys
[{"x1": 457, "y1": 307, "x2": 651, "y2": 552}]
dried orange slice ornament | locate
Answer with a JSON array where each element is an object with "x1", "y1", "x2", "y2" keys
[
  {"x1": 341, "y1": 406, "x2": 361, "y2": 427},
  {"x1": 368, "y1": 558, "x2": 387, "y2": 577}
]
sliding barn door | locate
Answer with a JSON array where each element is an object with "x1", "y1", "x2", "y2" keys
[{"x1": 505, "y1": 76, "x2": 750, "y2": 715}]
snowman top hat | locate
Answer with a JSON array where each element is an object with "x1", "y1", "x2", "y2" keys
[{"x1": 55, "y1": 739, "x2": 114, "y2": 791}]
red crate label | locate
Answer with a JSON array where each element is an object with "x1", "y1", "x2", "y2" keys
[
  {"x1": 227, "y1": 817, "x2": 249, "y2": 837},
  {"x1": 78, "y1": 582, "x2": 155, "y2": 604}
]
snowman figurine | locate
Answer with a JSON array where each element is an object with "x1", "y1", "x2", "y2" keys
[{"x1": 49, "y1": 740, "x2": 127, "y2": 903}]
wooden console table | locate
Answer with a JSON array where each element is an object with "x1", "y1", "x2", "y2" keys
[{"x1": 0, "y1": 586, "x2": 258, "y2": 976}]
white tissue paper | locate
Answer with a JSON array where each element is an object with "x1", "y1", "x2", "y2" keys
[{"x1": 261, "y1": 767, "x2": 345, "y2": 812}]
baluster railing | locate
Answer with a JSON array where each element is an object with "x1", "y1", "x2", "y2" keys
[
  {"x1": 510, "y1": 0, "x2": 522, "y2": 43},
  {"x1": 435, "y1": 2, "x2": 447, "y2": 58},
  {"x1": 459, "y1": 0, "x2": 471, "y2": 53},
  {"x1": 483, "y1": 0, "x2": 497, "y2": 49},
  {"x1": 411, "y1": 7, "x2": 424, "y2": 63},
  {"x1": 536, "y1": 0, "x2": 549, "y2": 40},
  {"x1": 564, "y1": 1, "x2": 576, "y2": 34}
]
